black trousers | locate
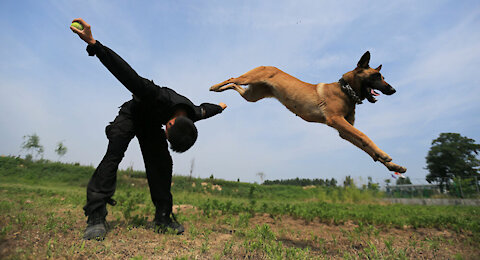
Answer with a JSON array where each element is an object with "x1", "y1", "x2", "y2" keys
[{"x1": 83, "y1": 111, "x2": 173, "y2": 216}]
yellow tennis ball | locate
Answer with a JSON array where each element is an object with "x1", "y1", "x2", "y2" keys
[{"x1": 71, "y1": 22, "x2": 84, "y2": 30}]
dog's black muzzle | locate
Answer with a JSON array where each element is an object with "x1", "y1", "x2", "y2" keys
[{"x1": 381, "y1": 84, "x2": 396, "y2": 95}]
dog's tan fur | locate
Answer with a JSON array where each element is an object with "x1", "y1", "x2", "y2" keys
[{"x1": 210, "y1": 51, "x2": 406, "y2": 173}]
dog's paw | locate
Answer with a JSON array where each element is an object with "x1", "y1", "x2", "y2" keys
[
  {"x1": 396, "y1": 165, "x2": 407, "y2": 173},
  {"x1": 384, "y1": 162, "x2": 407, "y2": 173}
]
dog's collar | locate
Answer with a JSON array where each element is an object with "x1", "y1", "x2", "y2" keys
[{"x1": 339, "y1": 78, "x2": 362, "y2": 105}]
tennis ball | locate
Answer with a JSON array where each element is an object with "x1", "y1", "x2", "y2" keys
[{"x1": 71, "y1": 22, "x2": 84, "y2": 30}]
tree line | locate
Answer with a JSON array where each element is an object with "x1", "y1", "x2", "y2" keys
[{"x1": 263, "y1": 177, "x2": 338, "y2": 187}]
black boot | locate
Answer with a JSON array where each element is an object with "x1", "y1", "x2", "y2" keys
[
  {"x1": 154, "y1": 210, "x2": 184, "y2": 235},
  {"x1": 83, "y1": 206, "x2": 108, "y2": 240}
]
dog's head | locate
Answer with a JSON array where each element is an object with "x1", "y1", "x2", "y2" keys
[{"x1": 352, "y1": 51, "x2": 396, "y2": 103}]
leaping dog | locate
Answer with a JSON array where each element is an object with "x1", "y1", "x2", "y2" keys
[{"x1": 210, "y1": 51, "x2": 406, "y2": 173}]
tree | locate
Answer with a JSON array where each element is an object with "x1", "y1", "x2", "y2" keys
[
  {"x1": 329, "y1": 178, "x2": 337, "y2": 187},
  {"x1": 367, "y1": 176, "x2": 379, "y2": 191},
  {"x1": 425, "y1": 133, "x2": 480, "y2": 191},
  {"x1": 55, "y1": 141, "x2": 68, "y2": 160},
  {"x1": 343, "y1": 175, "x2": 355, "y2": 188},
  {"x1": 384, "y1": 179, "x2": 391, "y2": 186},
  {"x1": 21, "y1": 133, "x2": 44, "y2": 160},
  {"x1": 396, "y1": 176, "x2": 412, "y2": 185}
]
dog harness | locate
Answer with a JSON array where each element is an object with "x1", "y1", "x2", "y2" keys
[{"x1": 339, "y1": 78, "x2": 363, "y2": 105}]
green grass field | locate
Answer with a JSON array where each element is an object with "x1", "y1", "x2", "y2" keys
[{"x1": 1, "y1": 156, "x2": 479, "y2": 259}]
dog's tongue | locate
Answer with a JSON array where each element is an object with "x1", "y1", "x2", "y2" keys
[{"x1": 371, "y1": 89, "x2": 380, "y2": 96}]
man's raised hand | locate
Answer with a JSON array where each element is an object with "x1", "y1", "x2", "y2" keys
[
  {"x1": 70, "y1": 18, "x2": 96, "y2": 45},
  {"x1": 219, "y1": 103, "x2": 227, "y2": 110}
]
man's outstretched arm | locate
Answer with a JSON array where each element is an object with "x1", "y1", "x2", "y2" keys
[{"x1": 70, "y1": 18, "x2": 157, "y2": 101}]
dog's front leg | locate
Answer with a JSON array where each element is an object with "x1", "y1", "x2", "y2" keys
[
  {"x1": 339, "y1": 132, "x2": 378, "y2": 160},
  {"x1": 326, "y1": 116, "x2": 392, "y2": 163}
]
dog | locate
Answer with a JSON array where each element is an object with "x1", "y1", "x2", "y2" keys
[{"x1": 210, "y1": 51, "x2": 406, "y2": 173}]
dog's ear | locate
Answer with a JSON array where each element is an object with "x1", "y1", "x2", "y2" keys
[
  {"x1": 375, "y1": 64, "x2": 382, "y2": 71},
  {"x1": 357, "y1": 51, "x2": 370, "y2": 69}
]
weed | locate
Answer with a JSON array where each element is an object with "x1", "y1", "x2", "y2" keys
[
  {"x1": 45, "y1": 212, "x2": 58, "y2": 231},
  {"x1": 331, "y1": 234, "x2": 338, "y2": 246},
  {"x1": 200, "y1": 239, "x2": 209, "y2": 253},
  {"x1": 222, "y1": 240, "x2": 234, "y2": 255},
  {"x1": 236, "y1": 212, "x2": 252, "y2": 228},
  {"x1": 425, "y1": 236, "x2": 440, "y2": 253},
  {"x1": 1, "y1": 224, "x2": 12, "y2": 239},
  {"x1": 116, "y1": 189, "x2": 148, "y2": 226},
  {"x1": 384, "y1": 236, "x2": 396, "y2": 255},
  {"x1": 363, "y1": 241, "x2": 380, "y2": 259},
  {"x1": 46, "y1": 238, "x2": 56, "y2": 258}
]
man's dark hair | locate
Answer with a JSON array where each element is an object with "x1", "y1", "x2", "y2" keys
[{"x1": 167, "y1": 116, "x2": 198, "y2": 153}]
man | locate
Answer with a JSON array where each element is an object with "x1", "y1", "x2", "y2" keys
[{"x1": 70, "y1": 18, "x2": 226, "y2": 240}]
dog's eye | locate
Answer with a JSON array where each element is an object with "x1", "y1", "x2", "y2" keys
[{"x1": 372, "y1": 73, "x2": 382, "y2": 80}]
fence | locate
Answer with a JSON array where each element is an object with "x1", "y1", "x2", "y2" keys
[{"x1": 386, "y1": 176, "x2": 480, "y2": 198}]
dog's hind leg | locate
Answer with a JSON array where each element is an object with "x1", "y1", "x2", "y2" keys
[
  {"x1": 241, "y1": 83, "x2": 273, "y2": 102},
  {"x1": 214, "y1": 83, "x2": 242, "y2": 92},
  {"x1": 210, "y1": 79, "x2": 238, "y2": 91},
  {"x1": 214, "y1": 83, "x2": 272, "y2": 103},
  {"x1": 210, "y1": 66, "x2": 277, "y2": 92},
  {"x1": 210, "y1": 75, "x2": 255, "y2": 92}
]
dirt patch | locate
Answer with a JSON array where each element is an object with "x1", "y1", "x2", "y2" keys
[
  {"x1": 250, "y1": 214, "x2": 477, "y2": 259},
  {"x1": 1, "y1": 203, "x2": 478, "y2": 259}
]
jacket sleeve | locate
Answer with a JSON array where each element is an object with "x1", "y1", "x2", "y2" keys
[
  {"x1": 196, "y1": 103, "x2": 223, "y2": 120},
  {"x1": 86, "y1": 41, "x2": 157, "y2": 102},
  {"x1": 167, "y1": 91, "x2": 223, "y2": 122}
]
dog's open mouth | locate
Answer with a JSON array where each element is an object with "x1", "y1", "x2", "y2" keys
[{"x1": 366, "y1": 88, "x2": 380, "y2": 103}]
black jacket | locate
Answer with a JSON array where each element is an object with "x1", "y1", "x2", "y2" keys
[{"x1": 86, "y1": 41, "x2": 223, "y2": 124}]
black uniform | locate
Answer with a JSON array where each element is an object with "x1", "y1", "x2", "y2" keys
[{"x1": 83, "y1": 41, "x2": 223, "y2": 216}]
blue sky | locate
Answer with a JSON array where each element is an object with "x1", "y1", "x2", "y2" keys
[{"x1": 1, "y1": 0, "x2": 479, "y2": 185}]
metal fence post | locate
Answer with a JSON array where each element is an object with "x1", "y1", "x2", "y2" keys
[
  {"x1": 458, "y1": 177, "x2": 464, "y2": 198},
  {"x1": 475, "y1": 176, "x2": 479, "y2": 195}
]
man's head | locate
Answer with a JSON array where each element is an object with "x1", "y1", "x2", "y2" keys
[{"x1": 165, "y1": 116, "x2": 198, "y2": 153}]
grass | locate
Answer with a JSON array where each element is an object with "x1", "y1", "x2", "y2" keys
[{"x1": 1, "y1": 156, "x2": 479, "y2": 259}]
